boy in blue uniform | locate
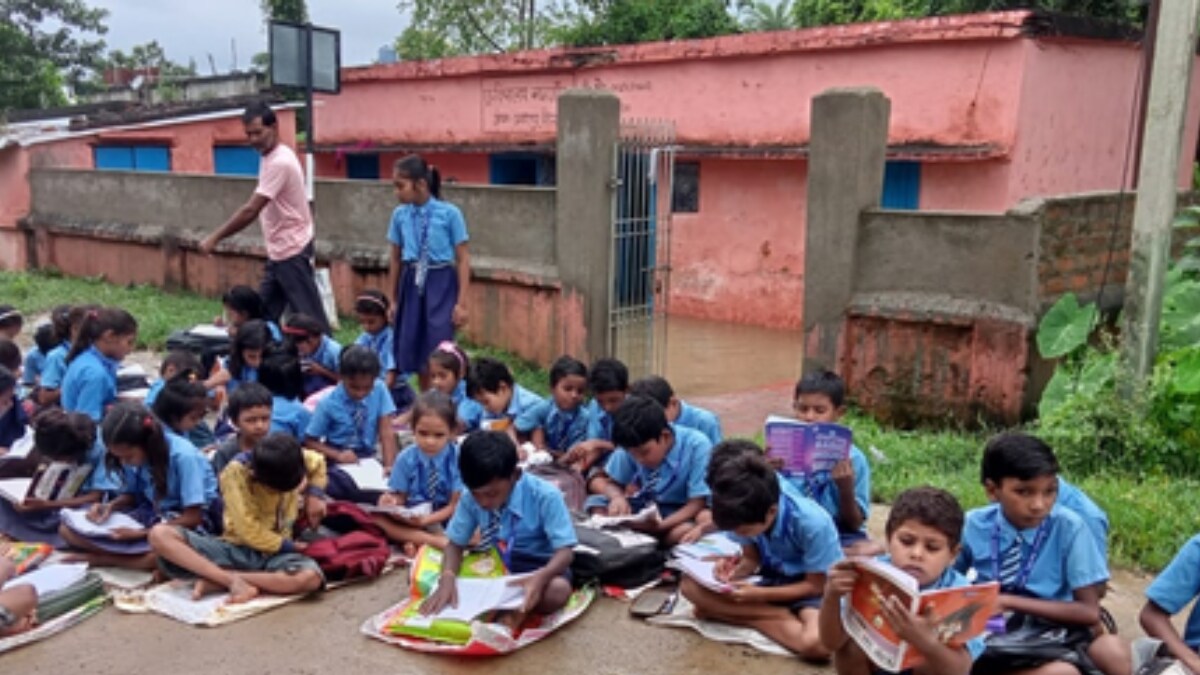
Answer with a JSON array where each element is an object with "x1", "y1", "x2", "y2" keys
[
  {"x1": 284, "y1": 314, "x2": 342, "y2": 398},
  {"x1": 587, "y1": 396, "x2": 713, "y2": 545},
  {"x1": 820, "y1": 486, "x2": 985, "y2": 675},
  {"x1": 564, "y1": 358, "x2": 629, "y2": 472},
  {"x1": 630, "y1": 375, "x2": 722, "y2": 444},
  {"x1": 955, "y1": 433, "x2": 1130, "y2": 675},
  {"x1": 421, "y1": 431, "x2": 576, "y2": 621},
  {"x1": 682, "y1": 442, "x2": 840, "y2": 659},
  {"x1": 515, "y1": 356, "x2": 592, "y2": 457},
  {"x1": 1139, "y1": 535, "x2": 1200, "y2": 673},
  {"x1": 466, "y1": 357, "x2": 544, "y2": 442},
  {"x1": 257, "y1": 351, "x2": 312, "y2": 442}
]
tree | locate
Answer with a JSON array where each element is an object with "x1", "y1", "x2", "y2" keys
[
  {"x1": 395, "y1": 0, "x2": 555, "y2": 60},
  {"x1": 0, "y1": 22, "x2": 67, "y2": 111},
  {"x1": 104, "y1": 40, "x2": 196, "y2": 81},
  {"x1": 261, "y1": 0, "x2": 308, "y2": 23},
  {"x1": 553, "y1": 0, "x2": 740, "y2": 47},
  {"x1": 0, "y1": 0, "x2": 108, "y2": 99},
  {"x1": 740, "y1": 0, "x2": 795, "y2": 31},
  {"x1": 789, "y1": 0, "x2": 1144, "y2": 28}
]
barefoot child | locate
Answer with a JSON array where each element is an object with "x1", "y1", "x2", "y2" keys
[
  {"x1": 515, "y1": 356, "x2": 591, "y2": 458},
  {"x1": 682, "y1": 443, "x2": 840, "y2": 659},
  {"x1": 374, "y1": 392, "x2": 462, "y2": 552},
  {"x1": 420, "y1": 431, "x2": 575, "y2": 622},
  {"x1": 210, "y1": 383, "x2": 274, "y2": 477},
  {"x1": 150, "y1": 433, "x2": 326, "y2": 603},
  {"x1": 819, "y1": 486, "x2": 984, "y2": 675},
  {"x1": 61, "y1": 308, "x2": 138, "y2": 422}
]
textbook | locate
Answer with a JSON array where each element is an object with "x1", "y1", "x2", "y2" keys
[
  {"x1": 763, "y1": 416, "x2": 853, "y2": 475},
  {"x1": 361, "y1": 502, "x2": 433, "y2": 520},
  {"x1": 0, "y1": 460, "x2": 94, "y2": 505},
  {"x1": 841, "y1": 558, "x2": 999, "y2": 672},
  {"x1": 4, "y1": 542, "x2": 52, "y2": 575},
  {"x1": 341, "y1": 459, "x2": 389, "y2": 493},
  {"x1": 403, "y1": 574, "x2": 533, "y2": 625}
]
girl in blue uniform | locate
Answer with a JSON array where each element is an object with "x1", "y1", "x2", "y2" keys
[{"x1": 61, "y1": 308, "x2": 138, "y2": 423}]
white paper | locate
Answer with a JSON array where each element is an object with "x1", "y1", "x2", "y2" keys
[
  {"x1": 359, "y1": 502, "x2": 433, "y2": 519},
  {"x1": 584, "y1": 504, "x2": 659, "y2": 529},
  {"x1": 340, "y1": 459, "x2": 389, "y2": 492},
  {"x1": 420, "y1": 574, "x2": 531, "y2": 623},
  {"x1": 5, "y1": 428, "x2": 34, "y2": 459},
  {"x1": 674, "y1": 533, "x2": 743, "y2": 560},
  {"x1": 0, "y1": 478, "x2": 31, "y2": 504},
  {"x1": 3, "y1": 563, "x2": 88, "y2": 597},
  {"x1": 60, "y1": 507, "x2": 144, "y2": 537},
  {"x1": 188, "y1": 324, "x2": 229, "y2": 339},
  {"x1": 669, "y1": 556, "x2": 760, "y2": 595}
]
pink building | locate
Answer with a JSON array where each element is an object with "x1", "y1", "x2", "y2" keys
[{"x1": 312, "y1": 11, "x2": 1200, "y2": 331}]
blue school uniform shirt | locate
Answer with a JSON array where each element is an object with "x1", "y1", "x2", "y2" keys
[
  {"x1": 732, "y1": 476, "x2": 842, "y2": 578},
  {"x1": 144, "y1": 379, "x2": 165, "y2": 405},
  {"x1": 514, "y1": 399, "x2": 592, "y2": 452},
  {"x1": 355, "y1": 328, "x2": 397, "y2": 375},
  {"x1": 38, "y1": 343, "x2": 70, "y2": 390},
  {"x1": 120, "y1": 430, "x2": 218, "y2": 515},
  {"x1": 603, "y1": 424, "x2": 713, "y2": 516},
  {"x1": 270, "y1": 395, "x2": 312, "y2": 441},
  {"x1": 0, "y1": 402, "x2": 28, "y2": 449},
  {"x1": 784, "y1": 445, "x2": 871, "y2": 535},
  {"x1": 221, "y1": 356, "x2": 259, "y2": 396},
  {"x1": 81, "y1": 440, "x2": 120, "y2": 493},
  {"x1": 306, "y1": 380, "x2": 397, "y2": 457},
  {"x1": 446, "y1": 472, "x2": 576, "y2": 563},
  {"x1": 874, "y1": 555, "x2": 986, "y2": 663},
  {"x1": 676, "y1": 401, "x2": 722, "y2": 444},
  {"x1": 61, "y1": 347, "x2": 119, "y2": 422},
  {"x1": 1146, "y1": 534, "x2": 1200, "y2": 650},
  {"x1": 584, "y1": 400, "x2": 614, "y2": 443},
  {"x1": 450, "y1": 380, "x2": 484, "y2": 431},
  {"x1": 1056, "y1": 477, "x2": 1109, "y2": 561},
  {"x1": 388, "y1": 197, "x2": 470, "y2": 263},
  {"x1": 22, "y1": 348, "x2": 47, "y2": 386},
  {"x1": 387, "y1": 443, "x2": 461, "y2": 510},
  {"x1": 481, "y1": 384, "x2": 543, "y2": 426},
  {"x1": 303, "y1": 336, "x2": 342, "y2": 381},
  {"x1": 954, "y1": 503, "x2": 1108, "y2": 603}
]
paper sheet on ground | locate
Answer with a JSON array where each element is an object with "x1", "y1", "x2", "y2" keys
[
  {"x1": 114, "y1": 582, "x2": 304, "y2": 627},
  {"x1": 647, "y1": 595, "x2": 790, "y2": 657},
  {"x1": 360, "y1": 502, "x2": 432, "y2": 519},
  {"x1": 341, "y1": 459, "x2": 388, "y2": 492},
  {"x1": 60, "y1": 508, "x2": 144, "y2": 537},
  {"x1": 3, "y1": 563, "x2": 88, "y2": 596}
]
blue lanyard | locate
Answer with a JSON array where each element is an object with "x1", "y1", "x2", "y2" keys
[
  {"x1": 495, "y1": 507, "x2": 520, "y2": 570},
  {"x1": 990, "y1": 519, "x2": 1051, "y2": 591},
  {"x1": 414, "y1": 206, "x2": 432, "y2": 293},
  {"x1": 635, "y1": 459, "x2": 678, "y2": 504}
]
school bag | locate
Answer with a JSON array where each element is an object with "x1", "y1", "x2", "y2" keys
[
  {"x1": 165, "y1": 326, "x2": 231, "y2": 374},
  {"x1": 570, "y1": 524, "x2": 665, "y2": 588},
  {"x1": 300, "y1": 500, "x2": 391, "y2": 582},
  {"x1": 974, "y1": 613, "x2": 1104, "y2": 675},
  {"x1": 527, "y1": 464, "x2": 586, "y2": 512}
]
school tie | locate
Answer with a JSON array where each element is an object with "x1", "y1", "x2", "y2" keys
[
  {"x1": 352, "y1": 401, "x2": 368, "y2": 450},
  {"x1": 425, "y1": 459, "x2": 442, "y2": 502},
  {"x1": 478, "y1": 509, "x2": 502, "y2": 550},
  {"x1": 415, "y1": 206, "x2": 432, "y2": 294},
  {"x1": 548, "y1": 409, "x2": 576, "y2": 450},
  {"x1": 999, "y1": 535, "x2": 1024, "y2": 588}
]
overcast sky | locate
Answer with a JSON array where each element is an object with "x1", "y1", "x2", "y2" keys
[{"x1": 93, "y1": 1, "x2": 407, "y2": 71}]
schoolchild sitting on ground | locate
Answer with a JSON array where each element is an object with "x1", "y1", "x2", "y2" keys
[
  {"x1": 0, "y1": 366, "x2": 27, "y2": 452},
  {"x1": 956, "y1": 433, "x2": 1131, "y2": 675},
  {"x1": 37, "y1": 304, "x2": 92, "y2": 408},
  {"x1": 150, "y1": 432, "x2": 327, "y2": 603},
  {"x1": 0, "y1": 545, "x2": 37, "y2": 637},
  {"x1": 284, "y1": 313, "x2": 342, "y2": 398},
  {"x1": 211, "y1": 383, "x2": 273, "y2": 477},
  {"x1": 681, "y1": 442, "x2": 840, "y2": 660},
  {"x1": 59, "y1": 402, "x2": 219, "y2": 571},
  {"x1": 304, "y1": 346, "x2": 398, "y2": 503},
  {"x1": 771, "y1": 370, "x2": 877, "y2": 556},
  {"x1": 353, "y1": 290, "x2": 414, "y2": 412},
  {"x1": 374, "y1": 392, "x2": 462, "y2": 553},
  {"x1": 819, "y1": 486, "x2": 984, "y2": 675},
  {"x1": 21, "y1": 322, "x2": 58, "y2": 392},
  {"x1": 563, "y1": 357, "x2": 629, "y2": 472},
  {"x1": 426, "y1": 341, "x2": 483, "y2": 432},
  {"x1": 0, "y1": 306, "x2": 22, "y2": 340},
  {"x1": 1138, "y1": 530, "x2": 1200, "y2": 672},
  {"x1": 466, "y1": 357, "x2": 544, "y2": 444},
  {"x1": 586, "y1": 395, "x2": 713, "y2": 545},
  {"x1": 0, "y1": 408, "x2": 118, "y2": 546},
  {"x1": 629, "y1": 375, "x2": 723, "y2": 444},
  {"x1": 0, "y1": 340, "x2": 20, "y2": 380},
  {"x1": 256, "y1": 350, "x2": 311, "y2": 442},
  {"x1": 420, "y1": 431, "x2": 576, "y2": 622},
  {"x1": 219, "y1": 285, "x2": 282, "y2": 341},
  {"x1": 151, "y1": 369, "x2": 214, "y2": 451},
  {"x1": 61, "y1": 308, "x2": 138, "y2": 423},
  {"x1": 514, "y1": 356, "x2": 591, "y2": 459},
  {"x1": 206, "y1": 319, "x2": 274, "y2": 395}
]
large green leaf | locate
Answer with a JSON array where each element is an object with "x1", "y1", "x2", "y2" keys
[
  {"x1": 1037, "y1": 294, "x2": 1097, "y2": 359},
  {"x1": 1038, "y1": 367, "x2": 1075, "y2": 419},
  {"x1": 1173, "y1": 349, "x2": 1200, "y2": 394},
  {"x1": 1078, "y1": 352, "x2": 1117, "y2": 396}
]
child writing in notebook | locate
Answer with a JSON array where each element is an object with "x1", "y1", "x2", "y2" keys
[
  {"x1": 820, "y1": 486, "x2": 984, "y2": 675},
  {"x1": 0, "y1": 546, "x2": 37, "y2": 637},
  {"x1": 256, "y1": 351, "x2": 311, "y2": 442},
  {"x1": 304, "y1": 346, "x2": 398, "y2": 502},
  {"x1": 210, "y1": 383, "x2": 273, "y2": 477},
  {"x1": 564, "y1": 358, "x2": 629, "y2": 472},
  {"x1": 61, "y1": 307, "x2": 138, "y2": 423},
  {"x1": 59, "y1": 402, "x2": 219, "y2": 570},
  {"x1": 421, "y1": 431, "x2": 576, "y2": 621},
  {"x1": 207, "y1": 319, "x2": 273, "y2": 395},
  {"x1": 629, "y1": 375, "x2": 722, "y2": 444},
  {"x1": 466, "y1": 357, "x2": 543, "y2": 442},
  {"x1": 515, "y1": 356, "x2": 591, "y2": 459},
  {"x1": 284, "y1": 314, "x2": 341, "y2": 398},
  {"x1": 374, "y1": 391, "x2": 462, "y2": 552},
  {"x1": 427, "y1": 341, "x2": 482, "y2": 432},
  {"x1": 353, "y1": 290, "x2": 414, "y2": 412},
  {"x1": 150, "y1": 432, "x2": 326, "y2": 603},
  {"x1": 388, "y1": 154, "x2": 471, "y2": 393}
]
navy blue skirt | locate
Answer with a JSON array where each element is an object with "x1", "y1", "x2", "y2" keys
[{"x1": 394, "y1": 266, "x2": 458, "y2": 375}]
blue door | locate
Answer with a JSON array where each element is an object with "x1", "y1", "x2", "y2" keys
[{"x1": 213, "y1": 146, "x2": 261, "y2": 176}]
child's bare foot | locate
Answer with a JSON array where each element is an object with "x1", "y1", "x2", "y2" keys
[
  {"x1": 191, "y1": 578, "x2": 225, "y2": 600},
  {"x1": 401, "y1": 542, "x2": 418, "y2": 558},
  {"x1": 225, "y1": 576, "x2": 260, "y2": 604}
]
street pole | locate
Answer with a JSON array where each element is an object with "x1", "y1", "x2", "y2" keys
[
  {"x1": 305, "y1": 22, "x2": 315, "y2": 204},
  {"x1": 1122, "y1": 0, "x2": 1200, "y2": 384}
]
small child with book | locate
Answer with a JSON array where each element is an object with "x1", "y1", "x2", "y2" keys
[
  {"x1": 819, "y1": 486, "x2": 985, "y2": 675},
  {"x1": 421, "y1": 431, "x2": 576, "y2": 621},
  {"x1": 629, "y1": 375, "x2": 722, "y2": 444},
  {"x1": 206, "y1": 319, "x2": 273, "y2": 396},
  {"x1": 586, "y1": 396, "x2": 713, "y2": 545},
  {"x1": 466, "y1": 357, "x2": 544, "y2": 442},
  {"x1": 564, "y1": 358, "x2": 629, "y2": 471},
  {"x1": 680, "y1": 441, "x2": 841, "y2": 659},
  {"x1": 150, "y1": 433, "x2": 326, "y2": 603},
  {"x1": 210, "y1": 383, "x2": 274, "y2": 477},
  {"x1": 514, "y1": 356, "x2": 591, "y2": 458},
  {"x1": 0, "y1": 545, "x2": 37, "y2": 637}
]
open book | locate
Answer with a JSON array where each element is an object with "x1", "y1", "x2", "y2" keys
[
  {"x1": 403, "y1": 574, "x2": 532, "y2": 626},
  {"x1": 3, "y1": 563, "x2": 88, "y2": 597},
  {"x1": 59, "y1": 508, "x2": 145, "y2": 538},
  {"x1": 673, "y1": 533, "x2": 742, "y2": 561},
  {"x1": 763, "y1": 415, "x2": 853, "y2": 475},
  {"x1": 842, "y1": 558, "x2": 999, "y2": 672},
  {"x1": 583, "y1": 504, "x2": 659, "y2": 529},
  {"x1": 360, "y1": 502, "x2": 433, "y2": 520},
  {"x1": 669, "y1": 555, "x2": 760, "y2": 594},
  {"x1": 3, "y1": 427, "x2": 33, "y2": 458},
  {"x1": 340, "y1": 459, "x2": 389, "y2": 492},
  {"x1": 0, "y1": 461, "x2": 95, "y2": 505}
]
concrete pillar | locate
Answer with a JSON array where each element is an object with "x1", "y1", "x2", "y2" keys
[
  {"x1": 803, "y1": 88, "x2": 891, "y2": 372},
  {"x1": 556, "y1": 89, "x2": 620, "y2": 362}
]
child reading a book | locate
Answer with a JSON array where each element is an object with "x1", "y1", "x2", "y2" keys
[
  {"x1": 630, "y1": 375, "x2": 723, "y2": 444},
  {"x1": 586, "y1": 396, "x2": 713, "y2": 545},
  {"x1": 0, "y1": 545, "x2": 37, "y2": 637},
  {"x1": 283, "y1": 313, "x2": 341, "y2": 398},
  {"x1": 61, "y1": 307, "x2": 138, "y2": 423},
  {"x1": 149, "y1": 433, "x2": 326, "y2": 603},
  {"x1": 514, "y1": 356, "x2": 591, "y2": 458},
  {"x1": 564, "y1": 358, "x2": 629, "y2": 472},
  {"x1": 210, "y1": 383, "x2": 273, "y2": 477},
  {"x1": 304, "y1": 346, "x2": 398, "y2": 502},
  {"x1": 466, "y1": 357, "x2": 544, "y2": 442},
  {"x1": 1139, "y1": 532, "x2": 1200, "y2": 673},
  {"x1": 374, "y1": 392, "x2": 462, "y2": 552},
  {"x1": 680, "y1": 442, "x2": 841, "y2": 659},
  {"x1": 420, "y1": 431, "x2": 576, "y2": 621},
  {"x1": 819, "y1": 486, "x2": 985, "y2": 675},
  {"x1": 955, "y1": 433, "x2": 1130, "y2": 675},
  {"x1": 59, "y1": 402, "x2": 219, "y2": 570},
  {"x1": 0, "y1": 408, "x2": 117, "y2": 546},
  {"x1": 426, "y1": 341, "x2": 482, "y2": 432},
  {"x1": 257, "y1": 350, "x2": 310, "y2": 442}
]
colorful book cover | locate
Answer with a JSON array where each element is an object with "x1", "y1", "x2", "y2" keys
[
  {"x1": 763, "y1": 416, "x2": 852, "y2": 475},
  {"x1": 4, "y1": 542, "x2": 52, "y2": 575}
]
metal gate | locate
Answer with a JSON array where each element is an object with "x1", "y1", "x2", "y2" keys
[{"x1": 609, "y1": 119, "x2": 676, "y2": 379}]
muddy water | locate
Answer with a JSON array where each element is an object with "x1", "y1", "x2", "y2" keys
[{"x1": 659, "y1": 315, "x2": 804, "y2": 398}]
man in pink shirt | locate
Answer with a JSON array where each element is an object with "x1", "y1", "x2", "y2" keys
[{"x1": 201, "y1": 103, "x2": 330, "y2": 333}]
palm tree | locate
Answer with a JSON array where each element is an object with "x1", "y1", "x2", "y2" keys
[{"x1": 741, "y1": 0, "x2": 795, "y2": 31}]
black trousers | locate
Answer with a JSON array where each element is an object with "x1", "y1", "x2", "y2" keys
[{"x1": 261, "y1": 240, "x2": 331, "y2": 334}]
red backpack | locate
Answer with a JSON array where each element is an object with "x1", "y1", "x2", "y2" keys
[{"x1": 301, "y1": 502, "x2": 391, "y2": 582}]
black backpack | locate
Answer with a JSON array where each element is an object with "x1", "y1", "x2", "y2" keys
[
  {"x1": 166, "y1": 327, "x2": 231, "y2": 374},
  {"x1": 570, "y1": 524, "x2": 666, "y2": 588}
]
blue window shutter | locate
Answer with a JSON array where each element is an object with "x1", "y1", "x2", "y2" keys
[
  {"x1": 881, "y1": 161, "x2": 921, "y2": 210},
  {"x1": 213, "y1": 146, "x2": 261, "y2": 176},
  {"x1": 133, "y1": 146, "x2": 170, "y2": 172},
  {"x1": 345, "y1": 154, "x2": 380, "y2": 180},
  {"x1": 94, "y1": 146, "x2": 134, "y2": 170}
]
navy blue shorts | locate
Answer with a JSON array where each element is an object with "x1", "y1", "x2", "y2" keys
[
  {"x1": 508, "y1": 550, "x2": 575, "y2": 586},
  {"x1": 760, "y1": 573, "x2": 822, "y2": 613}
]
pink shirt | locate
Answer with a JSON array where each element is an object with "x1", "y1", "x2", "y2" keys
[{"x1": 255, "y1": 144, "x2": 313, "y2": 261}]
